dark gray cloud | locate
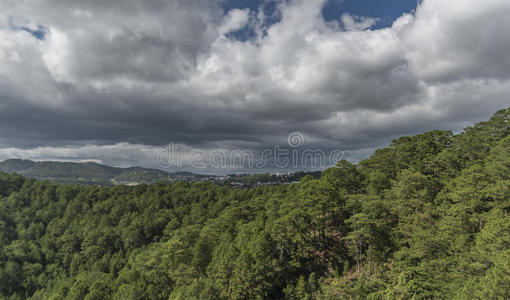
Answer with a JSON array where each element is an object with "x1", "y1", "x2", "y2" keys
[{"x1": 0, "y1": 0, "x2": 509, "y2": 173}]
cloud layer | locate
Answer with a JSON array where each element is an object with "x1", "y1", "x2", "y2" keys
[{"x1": 0, "y1": 0, "x2": 509, "y2": 172}]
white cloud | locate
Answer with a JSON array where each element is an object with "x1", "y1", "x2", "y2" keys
[
  {"x1": 341, "y1": 13, "x2": 377, "y2": 31},
  {"x1": 218, "y1": 8, "x2": 250, "y2": 35},
  {"x1": 42, "y1": 28, "x2": 71, "y2": 83},
  {"x1": 401, "y1": 0, "x2": 510, "y2": 82}
]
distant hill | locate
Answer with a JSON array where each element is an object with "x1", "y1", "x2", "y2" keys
[
  {"x1": 0, "y1": 159, "x2": 318, "y2": 186},
  {"x1": 0, "y1": 159, "x2": 37, "y2": 173},
  {"x1": 0, "y1": 159, "x2": 214, "y2": 186}
]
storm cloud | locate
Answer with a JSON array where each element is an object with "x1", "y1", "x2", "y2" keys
[{"x1": 0, "y1": 0, "x2": 509, "y2": 172}]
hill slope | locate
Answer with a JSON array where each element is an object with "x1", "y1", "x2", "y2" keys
[
  {"x1": 0, "y1": 159, "x2": 320, "y2": 187},
  {"x1": 0, "y1": 160, "x2": 211, "y2": 186}
]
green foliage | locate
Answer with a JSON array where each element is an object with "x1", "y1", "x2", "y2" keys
[{"x1": 0, "y1": 108, "x2": 509, "y2": 299}]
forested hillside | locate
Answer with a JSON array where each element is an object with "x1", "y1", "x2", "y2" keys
[
  {"x1": 0, "y1": 160, "x2": 208, "y2": 186},
  {"x1": 0, "y1": 108, "x2": 508, "y2": 299}
]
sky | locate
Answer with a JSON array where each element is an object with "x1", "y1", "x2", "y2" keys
[{"x1": 0, "y1": 0, "x2": 509, "y2": 174}]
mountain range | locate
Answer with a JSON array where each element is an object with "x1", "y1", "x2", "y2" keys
[
  {"x1": 0, "y1": 159, "x2": 319, "y2": 187},
  {"x1": 0, "y1": 159, "x2": 213, "y2": 186}
]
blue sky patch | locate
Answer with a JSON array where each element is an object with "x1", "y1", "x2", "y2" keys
[
  {"x1": 9, "y1": 17, "x2": 48, "y2": 40},
  {"x1": 322, "y1": 0, "x2": 420, "y2": 29},
  {"x1": 221, "y1": 0, "x2": 419, "y2": 38},
  {"x1": 222, "y1": 0, "x2": 283, "y2": 41},
  {"x1": 19, "y1": 25, "x2": 47, "y2": 40}
]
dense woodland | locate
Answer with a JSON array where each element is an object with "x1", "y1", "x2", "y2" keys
[{"x1": 0, "y1": 108, "x2": 509, "y2": 299}]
